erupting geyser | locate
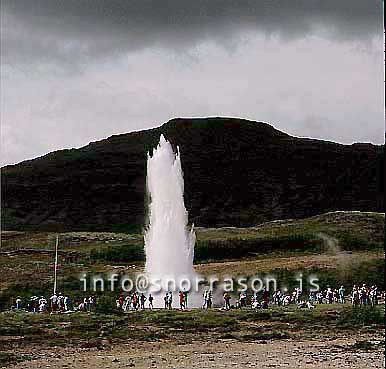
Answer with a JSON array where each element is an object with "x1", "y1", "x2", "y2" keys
[{"x1": 144, "y1": 135, "x2": 196, "y2": 293}]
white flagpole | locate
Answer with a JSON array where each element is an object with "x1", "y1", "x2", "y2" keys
[{"x1": 53, "y1": 234, "x2": 59, "y2": 295}]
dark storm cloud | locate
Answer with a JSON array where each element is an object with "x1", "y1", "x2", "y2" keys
[
  {"x1": 1, "y1": 1, "x2": 383, "y2": 166},
  {"x1": 1, "y1": 0, "x2": 382, "y2": 65}
]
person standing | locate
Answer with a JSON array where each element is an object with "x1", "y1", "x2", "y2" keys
[
  {"x1": 118, "y1": 294, "x2": 124, "y2": 310},
  {"x1": 15, "y1": 297, "x2": 22, "y2": 310},
  {"x1": 140, "y1": 293, "x2": 147, "y2": 310},
  {"x1": 239, "y1": 292, "x2": 247, "y2": 308},
  {"x1": 202, "y1": 290, "x2": 208, "y2": 309},
  {"x1": 179, "y1": 291, "x2": 185, "y2": 310},
  {"x1": 183, "y1": 289, "x2": 188, "y2": 308},
  {"x1": 295, "y1": 288, "x2": 302, "y2": 304},
  {"x1": 326, "y1": 288, "x2": 333, "y2": 304},
  {"x1": 123, "y1": 295, "x2": 131, "y2": 311},
  {"x1": 133, "y1": 293, "x2": 139, "y2": 310},
  {"x1": 207, "y1": 290, "x2": 213, "y2": 308},
  {"x1": 50, "y1": 293, "x2": 58, "y2": 312},
  {"x1": 148, "y1": 294, "x2": 154, "y2": 310},
  {"x1": 316, "y1": 291, "x2": 323, "y2": 304},
  {"x1": 309, "y1": 291, "x2": 315, "y2": 305},
  {"x1": 359, "y1": 284, "x2": 367, "y2": 305},
  {"x1": 164, "y1": 293, "x2": 169, "y2": 309},
  {"x1": 369, "y1": 286, "x2": 378, "y2": 306},
  {"x1": 338, "y1": 286, "x2": 346, "y2": 304},
  {"x1": 57, "y1": 293, "x2": 64, "y2": 311},
  {"x1": 332, "y1": 289, "x2": 338, "y2": 303},
  {"x1": 351, "y1": 285, "x2": 359, "y2": 306},
  {"x1": 262, "y1": 287, "x2": 270, "y2": 309},
  {"x1": 168, "y1": 291, "x2": 173, "y2": 310},
  {"x1": 88, "y1": 296, "x2": 94, "y2": 312},
  {"x1": 39, "y1": 297, "x2": 47, "y2": 313},
  {"x1": 31, "y1": 296, "x2": 39, "y2": 313},
  {"x1": 63, "y1": 296, "x2": 70, "y2": 311},
  {"x1": 224, "y1": 292, "x2": 231, "y2": 310}
]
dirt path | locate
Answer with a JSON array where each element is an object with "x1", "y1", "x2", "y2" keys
[{"x1": 7, "y1": 335, "x2": 384, "y2": 369}]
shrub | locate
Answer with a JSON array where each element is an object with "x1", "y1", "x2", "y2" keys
[
  {"x1": 90, "y1": 244, "x2": 144, "y2": 263},
  {"x1": 339, "y1": 306, "x2": 384, "y2": 326},
  {"x1": 194, "y1": 234, "x2": 321, "y2": 262}
]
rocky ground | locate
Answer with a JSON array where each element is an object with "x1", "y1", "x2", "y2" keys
[
  {"x1": 1, "y1": 305, "x2": 384, "y2": 369},
  {"x1": 6, "y1": 334, "x2": 385, "y2": 369}
]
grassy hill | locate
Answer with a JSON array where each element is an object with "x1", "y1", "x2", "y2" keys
[
  {"x1": 1, "y1": 211, "x2": 384, "y2": 263},
  {"x1": 0, "y1": 211, "x2": 384, "y2": 308}
]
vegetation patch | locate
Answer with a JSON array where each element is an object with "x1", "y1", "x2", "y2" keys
[
  {"x1": 338, "y1": 306, "x2": 385, "y2": 327},
  {"x1": 0, "y1": 352, "x2": 32, "y2": 367}
]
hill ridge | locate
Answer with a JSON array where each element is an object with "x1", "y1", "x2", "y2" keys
[{"x1": 2, "y1": 117, "x2": 384, "y2": 231}]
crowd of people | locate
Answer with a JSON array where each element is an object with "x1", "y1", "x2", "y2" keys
[
  {"x1": 115, "y1": 283, "x2": 383, "y2": 312},
  {"x1": 116, "y1": 290, "x2": 190, "y2": 311},
  {"x1": 12, "y1": 293, "x2": 97, "y2": 313},
  {"x1": 11, "y1": 283, "x2": 382, "y2": 314},
  {"x1": 202, "y1": 289, "x2": 214, "y2": 308},
  {"x1": 117, "y1": 291, "x2": 153, "y2": 311},
  {"x1": 350, "y1": 284, "x2": 380, "y2": 306},
  {"x1": 221, "y1": 284, "x2": 382, "y2": 310}
]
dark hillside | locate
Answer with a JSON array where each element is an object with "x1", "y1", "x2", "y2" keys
[{"x1": 2, "y1": 118, "x2": 384, "y2": 231}]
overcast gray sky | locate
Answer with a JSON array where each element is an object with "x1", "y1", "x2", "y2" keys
[{"x1": 1, "y1": 0, "x2": 384, "y2": 166}]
